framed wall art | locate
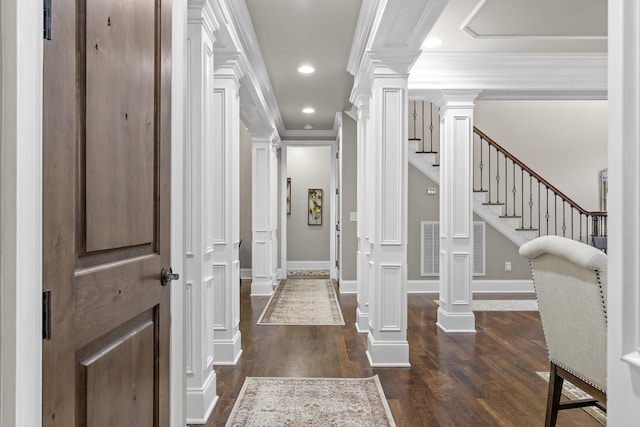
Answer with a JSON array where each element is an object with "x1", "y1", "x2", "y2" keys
[
  {"x1": 308, "y1": 188, "x2": 322, "y2": 225},
  {"x1": 287, "y1": 177, "x2": 291, "y2": 215}
]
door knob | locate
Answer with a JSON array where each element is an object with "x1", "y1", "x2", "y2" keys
[{"x1": 161, "y1": 267, "x2": 179, "y2": 286}]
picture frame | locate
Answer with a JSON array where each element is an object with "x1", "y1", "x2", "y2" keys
[
  {"x1": 308, "y1": 188, "x2": 322, "y2": 225},
  {"x1": 287, "y1": 178, "x2": 291, "y2": 215}
]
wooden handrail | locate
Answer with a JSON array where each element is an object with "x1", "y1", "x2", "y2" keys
[{"x1": 474, "y1": 127, "x2": 604, "y2": 218}]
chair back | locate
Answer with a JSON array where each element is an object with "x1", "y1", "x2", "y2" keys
[{"x1": 519, "y1": 235, "x2": 607, "y2": 393}]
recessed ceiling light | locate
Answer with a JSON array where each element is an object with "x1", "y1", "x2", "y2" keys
[
  {"x1": 298, "y1": 65, "x2": 315, "y2": 74},
  {"x1": 302, "y1": 107, "x2": 315, "y2": 114},
  {"x1": 421, "y1": 37, "x2": 442, "y2": 49},
  {"x1": 304, "y1": 124, "x2": 314, "y2": 130}
]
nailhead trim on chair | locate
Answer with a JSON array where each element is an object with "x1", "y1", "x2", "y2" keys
[{"x1": 595, "y1": 269, "x2": 607, "y2": 324}]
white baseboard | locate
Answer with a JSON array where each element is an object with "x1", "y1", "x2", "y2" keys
[
  {"x1": 339, "y1": 280, "x2": 357, "y2": 294},
  {"x1": 186, "y1": 371, "x2": 218, "y2": 424},
  {"x1": 407, "y1": 279, "x2": 534, "y2": 294},
  {"x1": 286, "y1": 261, "x2": 330, "y2": 270}
]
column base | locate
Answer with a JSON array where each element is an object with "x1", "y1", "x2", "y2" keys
[
  {"x1": 186, "y1": 370, "x2": 218, "y2": 424},
  {"x1": 355, "y1": 307, "x2": 369, "y2": 334},
  {"x1": 436, "y1": 307, "x2": 476, "y2": 333},
  {"x1": 251, "y1": 279, "x2": 275, "y2": 296},
  {"x1": 366, "y1": 333, "x2": 410, "y2": 367},
  {"x1": 213, "y1": 331, "x2": 243, "y2": 365}
]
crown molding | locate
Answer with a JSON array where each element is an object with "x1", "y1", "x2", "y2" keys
[
  {"x1": 218, "y1": 0, "x2": 284, "y2": 138},
  {"x1": 409, "y1": 52, "x2": 607, "y2": 99},
  {"x1": 461, "y1": 0, "x2": 607, "y2": 41},
  {"x1": 348, "y1": 0, "x2": 447, "y2": 96},
  {"x1": 210, "y1": 0, "x2": 282, "y2": 140},
  {"x1": 187, "y1": 0, "x2": 220, "y2": 39}
]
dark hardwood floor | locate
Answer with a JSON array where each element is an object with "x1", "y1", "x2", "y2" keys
[{"x1": 202, "y1": 280, "x2": 602, "y2": 426}]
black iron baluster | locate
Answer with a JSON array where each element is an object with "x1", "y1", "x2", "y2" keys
[
  {"x1": 537, "y1": 181, "x2": 541, "y2": 237},
  {"x1": 496, "y1": 149, "x2": 501, "y2": 204},
  {"x1": 504, "y1": 156, "x2": 508, "y2": 214},
  {"x1": 512, "y1": 162, "x2": 516, "y2": 216},
  {"x1": 429, "y1": 103, "x2": 434, "y2": 152},
  {"x1": 546, "y1": 187, "x2": 550, "y2": 235},
  {"x1": 528, "y1": 175, "x2": 533, "y2": 229},
  {"x1": 552, "y1": 195, "x2": 555, "y2": 235},
  {"x1": 562, "y1": 201, "x2": 566, "y2": 237},
  {"x1": 479, "y1": 136, "x2": 484, "y2": 191},
  {"x1": 409, "y1": 101, "x2": 420, "y2": 142},
  {"x1": 488, "y1": 144, "x2": 492, "y2": 202}
]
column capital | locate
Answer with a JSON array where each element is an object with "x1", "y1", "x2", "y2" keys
[
  {"x1": 350, "y1": 88, "x2": 370, "y2": 112},
  {"x1": 250, "y1": 130, "x2": 279, "y2": 146},
  {"x1": 188, "y1": 0, "x2": 220, "y2": 39},
  {"x1": 432, "y1": 89, "x2": 482, "y2": 112},
  {"x1": 214, "y1": 52, "x2": 247, "y2": 84}
]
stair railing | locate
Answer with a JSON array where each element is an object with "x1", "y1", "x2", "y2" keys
[{"x1": 473, "y1": 127, "x2": 607, "y2": 244}]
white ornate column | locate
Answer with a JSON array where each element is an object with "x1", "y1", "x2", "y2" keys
[
  {"x1": 353, "y1": 90, "x2": 371, "y2": 333},
  {"x1": 185, "y1": 0, "x2": 218, "y2": 422},
  {"x1": 251, "y1": 133, "x2": 280, "y2": 295},
  {"x1": 608, "y1": 0, "x2": 640, "y2": 423},
  {"x1": 433, "y1": 90, "x2": 480, "y2": 334},
  {"x1": 366, "y1": 56, "x2": 410, "y2": 367},
  {"x1": 212, "y1": 53, "x2": 244, "y2": 365}
]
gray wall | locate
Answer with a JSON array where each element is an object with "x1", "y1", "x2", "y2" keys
[
  {"x1": 239, "y1": 124, "x2": 252, "y2": 269},
  {"x1": 407, "y1": 163, "x2": 531, "y2": 280},
  {"x1": 340, "y1": 114, "x2": 357, "y2": 280},
  {"x1": 475, "y1": 100, "x2": 607, "y2": 211},
  {"x1": 286, "y1": 145, "x2": 332, "y2": 262}
]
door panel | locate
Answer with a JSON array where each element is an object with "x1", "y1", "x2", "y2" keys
[
  {"x1": 85, "y1": 0, "x2": 156, "y2": 252},
  {"x1": 43, "y1": 0, "x2": 172, "y2": 425}
]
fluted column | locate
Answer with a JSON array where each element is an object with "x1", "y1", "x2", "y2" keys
[
  {"x1": 433, "y1": 90, "x2": 480, "y2": 334},
  {"x1": 366, "y1": 57, "x2": 410, "y2": 367},
  {"x1": 212, "y1": 54, "x2": 244, "y2": 365},
  {"x1": 185, "y1": 0, "x2": 219, "y2": 422},
  {"x1": 251, "y1": 133, "x2": 280, "y2": 295}
]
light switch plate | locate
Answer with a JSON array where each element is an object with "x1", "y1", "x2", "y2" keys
[{"x1": 350, "y1": 212, "x2": 357, "y2": 221}]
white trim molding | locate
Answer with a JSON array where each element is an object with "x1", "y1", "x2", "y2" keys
[
  {"x1": 409, "y1": 52, "x2": 607, "y2": 100},
  {"x1": 460, "y1": 0, "x2": 607, "y2": 41},
  {"x1": 1, "y1": 1, "x2": 43, "y2": 425},
  {"x1": 407, "y1": 280, "x2": 534, "y2": 294},
  {"x1": 339, "y1": 280, "x2": 358, "y2": 294}
]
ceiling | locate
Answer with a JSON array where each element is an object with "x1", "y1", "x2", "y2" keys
[{"x1": 243, "y1": 0, "x2": 607, "y2": 138}]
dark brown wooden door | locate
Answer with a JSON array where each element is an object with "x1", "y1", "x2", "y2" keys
[{"x1": 42, "y1": 0, "x2": 172, "y2": 425}]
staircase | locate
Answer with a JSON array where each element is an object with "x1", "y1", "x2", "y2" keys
[{"x1": 407, "y1": 101, "x2": 607, "y2": 248}]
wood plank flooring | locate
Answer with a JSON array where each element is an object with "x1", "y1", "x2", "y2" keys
[{"x1": 201, "y1": 280, "x2": 602, "y2": 426}]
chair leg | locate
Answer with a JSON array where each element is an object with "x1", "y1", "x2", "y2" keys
[{"x1": 545, "y1": 363, "x2": 564, "y2": 427}]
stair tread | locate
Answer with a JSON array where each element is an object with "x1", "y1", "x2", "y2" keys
[
  {"x1": 432, "y1": 164, "x2": 440, "y2": 167},
  {"x1": 516, "y1": 228, "x2": 539, "y2": 231},
  {"x1": 500, "y1": 215, "x2": 522, "y2": 218},
  {"x1": 473, "y1": 190, "x2": 489, "y2": 193},
  {"x1": 483, "y1": 202, "x2": 505, "y2": 206},
  {"x1": 416, "y1": 150, "x2": 438, "y2": 154},
  {"x1": 408, "y1": 138, "x2": 422, "y2": 141}
]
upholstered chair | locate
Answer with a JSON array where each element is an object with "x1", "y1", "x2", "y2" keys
[{"x1": 519, "y1": 235, "x2": 607, "y2": 427}]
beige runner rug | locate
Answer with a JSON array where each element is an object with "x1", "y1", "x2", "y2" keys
[
  {"x1": 257, "y1": 279, "x2": 345, "y2": 325},
  {"x1": 225, "y1": 376, "x2": 396, "y2": 426}
]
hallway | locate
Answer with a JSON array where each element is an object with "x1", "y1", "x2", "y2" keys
[{"x1": 203, "y1": 282, "x2": 601, "y2": 426}]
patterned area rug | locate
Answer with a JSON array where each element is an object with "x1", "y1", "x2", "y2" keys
[
  {"x1": 287, "y1": 269, "x2": 330, "y2": 278},
  {"x1": 257, "y1": 279, "x2": 345, "y2": 325},
  {"x1": 433, "y1": 299, "x2": 539, "y2": 311},
  {"x1": 537, "y1": 372, "x2": 606, "y2": 425},
  {"x1": 225, "y1": 376, "x2": 396, "y2": 426}
]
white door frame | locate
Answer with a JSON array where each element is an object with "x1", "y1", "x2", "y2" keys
[{"x1": 280, "y1": 140, "x2": 338, "y2": 280}]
